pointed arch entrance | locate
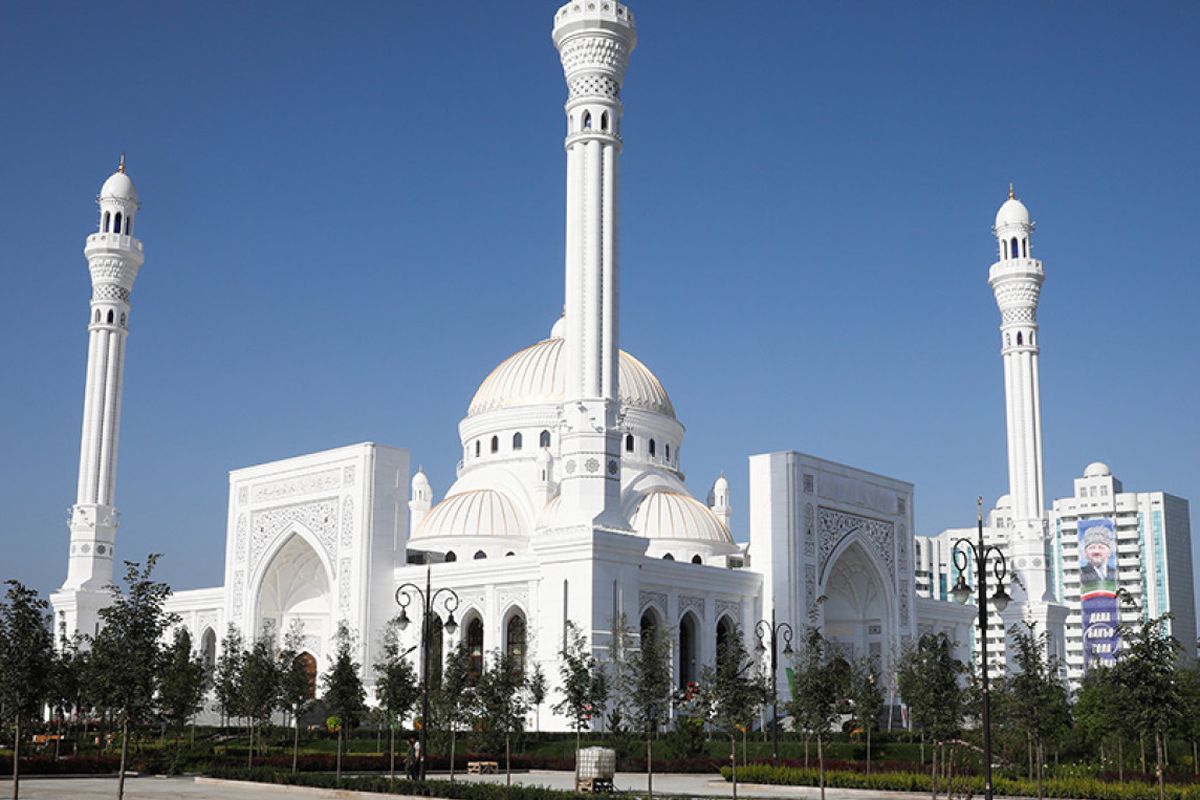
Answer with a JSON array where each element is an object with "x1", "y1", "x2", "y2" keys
[
  {"x1": 256, "y1": 533, "x2": 332, "y2": 665},
  {"x1": 822, "y1": 540, "x2": 890, "y2": 674}
]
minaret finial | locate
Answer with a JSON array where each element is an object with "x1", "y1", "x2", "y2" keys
[
  {"x1": 118, "y1": 153, "x2": 126, "y2": 174},
  {"x1": 1008, "y1": 181, "x2": 1014, "y2": 200}
]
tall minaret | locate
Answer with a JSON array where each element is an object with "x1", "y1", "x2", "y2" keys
[
  {"x1": 551, "y1": 1, "x2": 636, "y2": 530},
  {"x1": 55, "y1": 159, "x2": 145, "y2": 637},
  {"x1": 989, "y1": 185, "x2": 1051, "y2": 603}
]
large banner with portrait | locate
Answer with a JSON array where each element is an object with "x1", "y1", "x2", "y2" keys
[{"x1": 1078, "y1": 517, "x2": 1119, "y2": 671}]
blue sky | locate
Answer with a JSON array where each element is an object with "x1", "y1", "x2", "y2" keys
[{"x1": 3, "y1": 2, "x2": 1198, "y2": 604}]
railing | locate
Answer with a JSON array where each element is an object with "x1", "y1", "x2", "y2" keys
[{"x1": 86, "y1": 232, "x2": 143, "y2": 252}]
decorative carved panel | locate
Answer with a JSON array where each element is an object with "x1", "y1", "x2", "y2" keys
[
  {"x1": 250, "y1": 499, "x2": 338, "y2": 570},
  {"x1": 252, "y1": 469, "x2": 341, "y2": 504},
  {"x1": 818, "y1": 507, "x2": 895, "y2": 582}
]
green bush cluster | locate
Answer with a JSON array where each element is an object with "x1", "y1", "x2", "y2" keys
[
  {"x1": 208, "y1": 766, "x2": 593, "y2": 799},
  {"x1": 724, "y1": 763, "x2": 1200, "y2": 800}
]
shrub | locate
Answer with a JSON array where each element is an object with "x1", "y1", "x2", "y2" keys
[{"x1": 207, "y1": 766, "x2": 593, "y2": 798}]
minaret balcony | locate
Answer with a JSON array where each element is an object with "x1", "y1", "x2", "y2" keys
[
  {"x1": 565, "y1": 129, "x2": 622, "y2": 148},
  {"x1": 86, "y1": 232, "x2": 143, "y2": 253}
]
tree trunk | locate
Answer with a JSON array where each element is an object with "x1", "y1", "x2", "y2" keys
[
  {"x1": 1156, "y1": 731, "x2": 1166, "y2": 800},
  {"x1": 920, "y1": 733, "x2": 925, "y2": 766},
  {"x1": 1027, "y1": 732, "x2": 1033, "y2": 781},
  {"x1": 817, "y1": 733, "x2": 826, "y2": 800},
  {"x1": 505, "y1": 731, "x2": 511, "y2": 786},
  {"x1": 1141, "y1": 733, "x2": 1147, "y2": 776},
  {"x1": 12, "y1": 716, "x2": 21, "y2": 800},
  {"x1": 336, "y1": 727, "x2": 343, "y2": 786},
  {"x1": 117, "y1": 716, "x2": 129, "y2": 800},
  {"x1": 450, "y1": 727, "x2": 457, "y2": 783},
  {"x1": 293, "y1": 716, "x2": 301, "y2": 774},
  {"x1": 805, "y1": 735, "x2": 810, "y2": 769},
  {"x1": 1037, "y1": 739, "x2": 1044, "y2": 800},
  {"x1": 1118, "y1": 738, "x2": 1125, "y2": 782},
  {"x1": 575, "y1": 728, "x2": 581, "y2": 781},
  {"x1": 646, "y1": 734, "x2": 653, "y2": 799},
  {"x1": 1192, "y1": 739, "x2": 1197, "y2": 777},
  {"x1": 742, "y1": 728, "x2": 747, "y2": 767},
  {"x1": 866, "y1": 726, "x2": 872, "y2": 775},
  {"x1": 388, "y1": 723, "x2": 395, "y2": 781},
  {"x1": 929, "y1": 740, "x2": 937, "y2": 800},
  {"x1": 730, "y1": 735, "x2": 738, "y2": 800},
  {"x1": 246, "y1": 721, "x2": 253, "y2": 768}
]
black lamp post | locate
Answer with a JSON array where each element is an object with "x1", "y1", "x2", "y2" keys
[
  {"x1": 949, "y1": 497, "x2": 1011, "y2": 800},
  {"x1": 395, "y1": 558, "x2": 460, "y2": 780},
  {"x1": 754, "y1": 608, "x2": 794, "y2": 767}
]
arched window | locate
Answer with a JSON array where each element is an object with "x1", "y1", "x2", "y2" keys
[
  {"x1": 583, "y1": 111, "x2": 592, "y2": 129},
  {"x1": 1016, "y1": 332, "x2": 1023, "y2": 346},
  {"x1": 475, "y1": 441, "x2": 481, "y2": 458},
  {"x1": 665, "y1": 443, "x2": 671, "y2": 461},
  {"x1": 1005, "y1": 333, "x2": 1011, "y2": 347},
  {"x1": 93, "y1": 309, "x2": 101, "y2": 323},
  {"x1": 1002, "y1": 239, "x2": 1008, "y2": 259},
  {"x1": 691, "y1": 554, "x2": 702, "y2": 565},
  {"x1": 1011, "y1": 237, "x2": 1019, "y2": 259},
  {"x1": 114, "y1": 212, "x2": 122, "y2": 235},
  {"x1": 429, "y1": 617, "x2": 444, "y2": 689},
  {"x1": 490, "y1": 436, "x2": 499, "y2": 454},
  {"x1": 107, "y1": 310, "x2": 114, "y2": 324},
  {"x1": 649, "y1": 439, "x2": 657, "y2": 457},
  {"x1": 505, "y1": 613, "x2": 526, "y2": 675},
  {"x1": 679, "y1": 612, "x2": 699, "y2": 688},
  {"x1": 294, "y1": 652, "x2": 317, "y2": 699},
  {"x1": 625, "y1": 434, "x2": 634, "y2": 452},
  {"x1": 600, "y1": 111, "x2": 609, "y2": 131},
  {"x1": 102, "y1": 211, "x2": 111, "y2": 232},
  {"x1": 473, "y1": 550, "x2": 487, "y2": 560},
  {"x1": 119, "y1": 313, "x2": 126, "y2": 327},
  {"x1": 200, "y1": 628, "x2": 217, "y2": 669},
  {"x1": 512, "y1": 432, "x2": 522, "y2": 451},
  {"x1": 505, "y1": 551, "x2": 515, "y2": 557},
  {"x1": 716, "y1": 615, "x2": 735, "y2": 657},
  {"x1": 662, "y1": 553, "x2": 674, "y2": 561},
  {"x1": 1022, "y1": 238, "x2": 1028, "y2": 257},
  {"x1": 539, "y1": 430, "x2": 551, "y2": 448},
  {"x1": 124, "y1": 215, "x2": 131, "y2": 235},
  {"x1": 444, "y1": 551, "x2": 457, "y2": 563},
  {"x1": 466, "y1": 617, "x2": 484, "y2": 681}
]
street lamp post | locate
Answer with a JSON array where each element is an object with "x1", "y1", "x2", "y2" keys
[
  {"x1": 396, "y1": 557, "x2": 460, "y2": 780},
  {"x1": 949, "y1": 497, "x2": 1011, "y2": 800},
  {"x1": 754, "y1": 609, "x2": 794, "y2": 767}
]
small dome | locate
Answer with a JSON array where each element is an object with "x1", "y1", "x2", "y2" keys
[
  {"x1": 1084, "y1": 461, "x2": 1111, "y2": 478},
  {"x1": 412, "y1": 489, "x2": 527, "y2": 540},
  {"x1": 629, "y1": 489, "x2": 733, "y2": 544},
  {"x1": 469, "y1": 337, "x2": 675, "y2": 418},
  {"x1": 713, "y1": 473, "x2": 729, "y2": 492},
  {"x1": 995, "y1": 196, "x2": 1030, "y2": 229},
  {"x1": 100, "y1": 170, "x2": 139, "y2": 204},
  {"x1": 411, "y1": 468, "x2": 431, "y2": 491}
]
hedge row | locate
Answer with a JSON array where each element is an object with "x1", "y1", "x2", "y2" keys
[
  {"x1": 723, "y1": 763, "x2": 1200, "y2": 800},
  {"x1": 0, "y1": 754, "x2": 122, "y2": 775},
  {"x1": 207, "y1": 767, "x2": 593, "y2": 799}
]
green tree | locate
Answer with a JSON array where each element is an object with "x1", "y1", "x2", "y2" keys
[
  {"x1": 896, "y1": 632, "x2": 964, "y2": 800},
  {"x1": 527, "y1": 662, "x2": 548, "y2": 733},
  {"x1": 554, "y1": 621, "x2": 606, "y2": 776},
  {"x1": 322, "y1": 621, "x2": 367, "y2": 785},
  {"x1": 373, "y1": 618, "x2": 420, "y2": 781},
  {"x1": 627, "y1": 622, "x2": 672, "y2": 798},
  {"x1": 1174, "y1": 664, "x2": 1200, "y2": 777},
  {"x1": 0, "y1": 581, "x2": 54, "y2": 800},
  {"x1": 787, "y1": 629, "x2": 847, "y2": 800},
  {"x1": 1114, "y1": 613, "x2": 1182, "y2": 800},
  {"x1": 157, "y1": 627, "x2": 210, "y2": 764},
  {"x1": 606, "y1": 613, "x2": 638, "y2": 735},
  {"x1": 240, "y1": 626, "x2": 282, "y2": 766},
  {"x1": 276, "y1": 620, "x2": 316, "y2": 774},
  {"x1": 433, "y1": 641, "x2": 474, "y2": 781},
  {"x1": 703, "y1": 624, "x2": 763, "y2": 800},
  {"x1": 1003, "y1": 623, "x2": 1070, "y2": 799},
  {"x1": 213, "y1": 624, "x2": 245, "y2": 729},
  {"x1": 471, "y1": 649, "x2": 528, "y2": 784},
  {"x1": 89, "y1": 555, "x2": 178, "y2": 800},
  {"x1": 48, "y1": 631, "x2": 88, "y2": 759},
  {"x1": 847, "y1": 656, "x2": 885, "y2": 774}
]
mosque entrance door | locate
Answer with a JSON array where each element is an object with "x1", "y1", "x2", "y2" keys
[
  {"x1": 822, "y1": 541, "x2": 889, "y2": 675},
  {"x1": 256, "y1": 533, "x2": 332, "y2": 667}
]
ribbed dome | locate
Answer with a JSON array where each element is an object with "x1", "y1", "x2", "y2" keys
[
  {"x1": 412, "y1": 489, "x2": 528, "y2": 539},
  {"x1": 468, "y1": 337, "x2": 675, "y2": 418},
  {"x1": 100, "y1": 170, "x2": 139, "y2": 203},
  {"x1": 629, "y1": 489, "x2": 732, "y2": 544}
]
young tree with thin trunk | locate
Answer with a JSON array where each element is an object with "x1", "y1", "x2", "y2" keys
[
  {"x1": 527, "y1": 662, "x2": 548, "y2": 733},
  {"x1": 213, "y1": 625, "x2": 245, "y2": 731},
  {"x1": 896, "y1": 632, "x2": 964, "y2": 800},
  {"x1": 471, "y1": 649, "x2": 528, "y2": 784},
  {"x1": 0, "y1": 581, "x2": 54, "y2": 800},
  {"x1": 89, "y1": 556, "x2": 178, "y2": 800},
  {"x1": 277, "y1": 620, "x2": 316, "y2": 774},
  {"x1": 157, "y1": 627, "x2": 209, "y2": 767},
  {"x1": 1114, "y1": 613, "x2": 1182, "y2": 800},
  {"x1": 848, "y1": 656, "x2": 884, "y2": 775},
  {"x1": 554, "y1": 621, "x2": 607, "y2": 780},
  {"x1": 787, "y1": 629, "x2": 846, "y2": 800},
  {"x1": 373, "y1": 618, "x2": 419, "y2": 782},
  {"x1": 702, "y1": 623, "x2": 762, "y2": 800},
  {"x1": 322, "y1": 621, "x2": 367, "y2": 786},
  {"x1": 628, "y1": 623, "x2": 671, "y2": 798},
  {"x1": 434, "y1": 641, "x2": 474, "y2": 782},
  {"x1": 48, "y1": 631, "x2": 87, "y2": 759},
  {"x1": 239, "y1": 626, "x2": 282, "y2": 766},
  {"x1": 1003, "y1": 623, "x2": 1070, "y2": 800}
]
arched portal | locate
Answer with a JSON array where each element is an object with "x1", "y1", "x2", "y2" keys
[
  {"x1": 505, "y1": 611, "x2": 526, "y2": 676},
  {"x1": 200, "y1": 627, "x2": 217, "y2": 669},
  {"x1": 466, "y1": 615, "x2": 484, "y2": 682},
  {"x1": 678, "y1": 611, "x2": 699, "y2": 689},
  {"x1": 256, "y1": 533, "x2": 331, "y2": 665},
  {"x1": 294, "y1": 651, "x2": 317, "y2": 699},
  {"x1": 822, "y1": 541, "x2": 890, "y2": 674},
  {"x1": 716, "y1": 615, "x2": 735, "y2": 657}
]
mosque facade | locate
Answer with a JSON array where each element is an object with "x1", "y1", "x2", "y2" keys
[{"x1": 51, "y1": 1, "x2": 984, "y2": 729}]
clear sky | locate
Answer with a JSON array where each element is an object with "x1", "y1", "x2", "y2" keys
[{"x1": 3, "y1": 2, "x2": 1198, "y2": 605}]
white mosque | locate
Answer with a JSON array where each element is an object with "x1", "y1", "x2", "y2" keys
[{"x1": 49, "y1": 1, "x2": 1010, "y2": 728}]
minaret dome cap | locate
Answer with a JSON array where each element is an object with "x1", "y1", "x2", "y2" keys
[
  {"x1": 99, "y1": 168, "x2": 139, "y2": 204},
  {"x1": 411, "y1": 467, "x2": 431, "y2": 490},
  {"x1": 995, "y1": 193, "x2": 1030, "y2": 229}
]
